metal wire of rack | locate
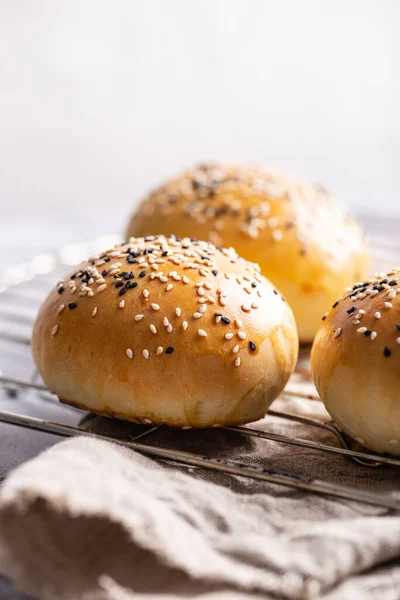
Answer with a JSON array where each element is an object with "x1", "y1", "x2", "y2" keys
[{"x1": 1, "y1": 233, "x2": 400, "y2": 511}]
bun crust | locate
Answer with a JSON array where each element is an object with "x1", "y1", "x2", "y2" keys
[
  {"x1": 126, "y1": 164, "x2": 369, "y2": 342},
  {"x1": 311, "y1": 268, "x2": 400, "y2": 456},
  {"x1": 32, "y1": 235, "x2": 298, "y2": 428}
]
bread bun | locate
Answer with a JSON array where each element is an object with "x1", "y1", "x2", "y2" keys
[
  {"x1": 311, "y1": 268, "x2": 400, "y2": 456},
  {"x1": 126, "y1": 163, "x2": 369, "y2": 343},
  {"x1": 32, "y1": 235, "x2": 298, "y2": 428}
]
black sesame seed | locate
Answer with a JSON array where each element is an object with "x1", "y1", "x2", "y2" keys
[
  {"x1": 57, "y1": 286, "x2": 64, "y2": 294},
  {"x1": 322, "y1": 315, "x2": 327, "y2": 320},
  {"x1": 281, "y1": 296, "x2": 286, "y2": 302},
  {"x1": 380, "y1": 279, "x2": 389, "y2": 284},
  {"x1": 115, "y1": 281, "x2": 124, "y2": 288},
  {"x1": 165, "y1": 346, "x2": 174, "y2": 354},
  {"x1": 119, "y1": 287, "x2": 127, "y2": 296},
  {"x1": 273, "y1": 289, "x2": 278, "y2": 295},
  {"x1": 389, "y1": 280, "x2": 397, "y2": 286},
  {"x1": 212, "y1": 269, "x2": 218, "y2": 276},
  {"x1": 396, "y1": 324, "x2": 400, "y2": 331},
  {"x1": 214, "y1": 312, "x2": 222, "y2": 317},
  {"x1": 126, "y1": 281, "x2": 138, "y2": 289},
  {"x1": 162, "y1": 251, "x2": 168, "y2": 256},
  {"x1": 332, "y1": 301, "x2": 339, "y2": 308},
  {"x1": 104, "y1": 258, "x2": 111, "y2": 262},
  {"x1": 102, "y1": 270, "x2": 108, "y2": 277},
  {"x1": 384, "y1": 347, "x2": 392, "y2": 357},
  {"x1": 139, "y1": 271, "x2": 147, "y2": 278},
  {"x1": 249, "y1": 341, "x2": 256, "y2": 352},
  {"x1": 364, "y1": 330, "x2": 372, "y2": 336},
  {"x1": 221, "y1": 317, "x2": 231, "y2": 324},
  {"x1": 347, "y1": 306, "x2": 356, "y2": 314},
  {"x1": 251, "y1": 282, "x2": 257, "y2": 288},
  {"x1": 68, "y1": 303, "x2": 77, "y2": 310},
  {"x1": 127, "y1": 257, "x2": 137, "y2": 264}
]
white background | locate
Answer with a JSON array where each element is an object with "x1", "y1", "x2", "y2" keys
[{"x1": 0, "y1": 0, "x2": 399, "y2": 265}]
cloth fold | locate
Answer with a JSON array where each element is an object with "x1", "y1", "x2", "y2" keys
[{"x1": 0, "y1": 391, "x2": 400, "y2": 600}]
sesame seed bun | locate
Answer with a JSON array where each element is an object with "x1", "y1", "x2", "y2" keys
[
  {"x1": 32, "y1": 235, "x2": 298, "y2": 428},
  {"x1": 311, "y1": 268, "x2": 400, "y2": 456},
  {"x1": 126, "y1": 163, "x2": 370, "y2": 343}
]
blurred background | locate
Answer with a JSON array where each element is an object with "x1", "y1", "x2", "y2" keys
[{"x1": 0, "y1": 0, "x2": 399, "y2": 268}]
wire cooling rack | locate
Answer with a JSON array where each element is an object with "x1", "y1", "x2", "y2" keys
[{"x1": 1, "y1": 231, "x2": 400, "y2": 510}]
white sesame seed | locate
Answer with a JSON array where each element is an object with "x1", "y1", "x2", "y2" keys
[
  {"x1": 374, "y1": 312, "x2": 381, "y2": 319},
  {"x1": 163, "y1": 317, "x2": 169, "y2": 326},
  {"x1": 241, "y1": 304, "x2": 251, "y2": 312},
  {"x1": 198, "y1": 297, "x2": 207, "y2": 304},
  {"x1": 197, "y1": 287, "x2": 205, "y2": 296},
  {"x1": 150, "y1": 324, "x2": 157, "y2": 334},
  {"x1": 385, "y1": 302, "x2": 393, "y2": 309},
  {"x1": 182, "y1": 276, "x2": 189, "y2": 284},
  {"x1": 232, "y1": 344, "x2": 239, "y2": 353},
  {"x1": 126, "y1": 348, "x2": 133, "y2": 359},
  {"x1": 370, "y1": 331, "x2": 377, "y2": 340},
  {"x1": 219, "y1": 297, "x2": 227, "y2": 306},
  {"x1": 235, "y1": 318, "x2": 243, "y2": 328},
  {"x1": 155, "y1": 346, "x2": 163, "y2": 355},
  {"x1": 225, "y1": 333, "x2": 234, "y2": 340},
  {"x1": 204, "y1": 282, "x2": 212, "y2": 290},
  {"x1": 70, "y1": 286, "x2": 77, "y2": 294},
  {"x1": 238, "y1": 331, "x2": 247, "y2": 340},
  {"x1": 51, "y1": 325, "x2": 59, "y2": 336},
  {"x1": 182, "y1": 321, "x2": 188, "y2": 330},
  {"x1": 96, "y1": 278, "x2": 105, "y2": 284},
  {"x1": 359, "y1": 309, "x2": 365, "y2": 315},
  {"x1": 134, "y1": 314, "x2": 144, "y2": 321},
  {"x1": 396, "y1": 337, "x2": 400, "y2": 345},
  {"x1": 199, "y1": 305, "x2": 207, "y2": 313},
  {"x1": 160, "y1": 276, "x2": 168, "y2": 283},
  {"x1": 91, "y1": 307, "x2": 98, "y2": 317},
  {"x1": 234, "y1": 357, "x2": 241, "y2": 367},
  {"x1": 88, "y1": 291, "x2": 94, "y2": 297},
  {"x1": 175, "y1": 307, "x2": 181, "y2": 317},
  {"x1": 207, "y1": 295, "x2": 216, "y2": 303},
  {"x1": 370, "y1": 289, "x2": 379, "y2": 297},
  {"x1": 172, "y1": 274, "x2": 181, "y2": 281},
  {"x1": 142, "y1": 349, "x2": 149, "y2": 359},
  {"x1": 215, "y1": 316, "x2": 222, "y2": 323},
  {"x1": 334, "y1": 328, "x2": 342, "y2": 338},
  {"x1": 272, "y1": 230, "x2": 283, "y2": 241},
  {"x1": 143, "y1": 289, "x2": 149, "y2": 298},
  {"x1": 97, "y1": 284, "x2": 107, "y2": 293},
  {"x1": 151, "y1": 303, "x2": 160, "y2": 311},
  {"x1": 57, "y1": 304, "x2": 65, "y2": 314},
  {"x1": 251, "y1": 303, "x2": 259, "y2": 309},
  {"x1": 352, "y1": 319, "x2": 361, "y2": 325},
  {"x1": 193, "y1": 312, "x2": 202, "y2": 319},
  {"x1": 167, "y1": 324, "x2": 173, "y2": 333},
  {"x1": 224, "y1": 273, "x2": 231, "y2": 280},
  {"x1": 198, "y1": 329, "x2": 207, "y2": 337},
  {"x1": 357, "y1": 327, "x2": 367, "y2": 334},
  {"x1": 388, "y1": 291, "x2": 397, "y2": 299},
  {"x1": 166, "y1": 284, "x2": 173, "y2": 291},
  {"x1": 119, "y1": 300, "x2": 125, "y2": 308}
]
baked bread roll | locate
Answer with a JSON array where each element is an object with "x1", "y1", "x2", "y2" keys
[
  {"x1": 126, "y1": 163, "x2": 369, "y2": 343},
  {"x1": 32, "y1": 235, "x2": 298, "y2": 428},
  {"x1": 311, "y1": 268, "x2": 400, "y2": 456}
]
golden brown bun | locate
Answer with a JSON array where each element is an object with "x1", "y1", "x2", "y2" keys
[
  {"x1": 126, "y1": 163, "x2": 370, "y2": 343},
  {"x1": 32, "y1": 235, "x2": 298, "y2": 428},
  {"x1": 311, "y1": 268, "x2": 400, "y2": 456}
]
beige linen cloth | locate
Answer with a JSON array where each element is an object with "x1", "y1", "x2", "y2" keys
[{"x1": 1, "y1": 377, "x2": 400, "y2": 600}]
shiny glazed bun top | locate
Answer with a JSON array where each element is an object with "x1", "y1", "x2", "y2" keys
[
  {"x1": 311, "y1": 268, "x2": 400, "y2": 456},
  {"x1": 32, "y1": 235, "x2": 298, "y2": 428},
  {"x1": 126, "y1": 163, "x2": 370, "y2": 342}
]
